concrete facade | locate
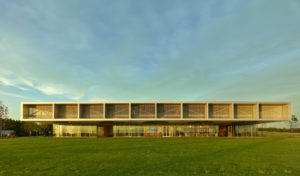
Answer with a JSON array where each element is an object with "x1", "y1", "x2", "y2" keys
[{"x1": 21, "y1": 101, "x2": 291, "y2": 137}]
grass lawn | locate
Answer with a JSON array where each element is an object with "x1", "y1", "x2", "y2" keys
[
  {"x1": 257, "y1": 131, "x2": 300, "y2": 138},
  {"x1": 0, "y1": 137, "x2": 300, "y2": 176}
]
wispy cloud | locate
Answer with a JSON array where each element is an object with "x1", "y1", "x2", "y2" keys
[
  {"x1": 35, "y1": 83, "x2": 85, "y2": 100},
  {"x1": 0, "y1": 71, "x2": 85, "y2": 100},
  {"x1": 0, "y1": 75, "x2": 29, "y2": 90},
  {"x1": 0, "y1": 90, "x2": 31, "y2": 99}
]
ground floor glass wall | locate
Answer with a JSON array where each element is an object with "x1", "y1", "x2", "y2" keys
[
  {"x1": 113, "y1": 125, "x2": 219, "y2": 137},
  {"x1": 234, "y1": 125, "x2": 258, "y2": 137},
  {"x1": 53, "y1": 124, "x2": 257, "y2": 137},
  {"x1": 53, "y1": 124, "x2": 98, "y2": 137}
]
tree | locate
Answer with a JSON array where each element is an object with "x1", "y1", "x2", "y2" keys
[
  {"x1": 23, "y1": 122, "x2": 36, "y2": 136},
  {"x1": 289, "y1": 115, "x2": 298, "y2": 132},
  {"x1": 0, "y1": 101, "x2": 9, "y2": 138},
  {"x1": 0, "y1": 102, "x2": 52, "y2": 137}
]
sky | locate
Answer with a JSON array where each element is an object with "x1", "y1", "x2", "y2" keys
[{"x1": 0, "y1": 0, "x2": 300, "y2": 127}]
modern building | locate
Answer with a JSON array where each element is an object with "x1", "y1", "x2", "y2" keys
[{"x1": 21, "y1": 101, "x2": 291, "y2": 137}]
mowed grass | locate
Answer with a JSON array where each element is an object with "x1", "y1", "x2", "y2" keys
[
  {"x1": 257, "y1": 131, "x2": 300, "y2": 138},
  {"x1": 0, "y1": 138, "x2": 300, "y2": 176}
]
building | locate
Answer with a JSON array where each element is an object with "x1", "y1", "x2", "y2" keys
[
  {"x1": 21, "y1": 101, "x2": 291, "y2": 137},
  {"x1": 1, "y1": 130, "x2": 15, "y2": 137}
]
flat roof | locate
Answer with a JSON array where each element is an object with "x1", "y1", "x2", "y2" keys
[{"x1": 21, "y1": 101, "x2": 290, "y2": 104}]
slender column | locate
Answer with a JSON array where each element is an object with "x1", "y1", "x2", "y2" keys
[
  {"x1": 103, "y1": 103, "x2": 106, "y2": 119},
  {"x1": 129, "y1": 103, "x2": 131, "y2": 119},
  {"x1": 52, "y1": 103, "x2": 55, "y2": 119},
  {"x1": 20, "y1": 103, "x2": 23, "y2": 120},
  {"x1": 180, "y1": 103, "x2": 183, "y2": 119},
  {"x1": 206, "y1": 103, "x2": 209, "y2": 119},
  {"x1": 155, "y1": 103, "x2": 157, "y2": 119},
  {"x1": 231, "y1": 103, "x2": 234, "y2": 119},
  {"x1": 78, "y1": 103, "x2": 80, "y2": 119},
  {"x1": 257, "y1": 103, "x2": 260, "y2": 119}
]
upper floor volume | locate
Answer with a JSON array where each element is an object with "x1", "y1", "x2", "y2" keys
[{"x1": 21, "y1": 101, "x2": 291, "y2": 122}]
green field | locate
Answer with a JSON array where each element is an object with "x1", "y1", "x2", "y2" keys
[
  {"x1": 257, "y1": 131, "x2": 300, "y2": 138},
  {"x1": 0, "y1": 137, "x2": 299, "y2": 176}
]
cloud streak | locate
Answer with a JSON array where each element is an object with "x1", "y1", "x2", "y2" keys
[
  {"x1": 0, "y1": 70, "x2": 85, "y2": 100},
  {"x1": 0, "y1": 90, "x2": 32, "y2": 99}
]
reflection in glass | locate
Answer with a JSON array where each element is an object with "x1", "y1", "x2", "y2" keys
[
  {"x1": 53, "y1": 124, "x2": 257, "y2": 137},
  {"x1": 113, "y1": 125, "x2": 219, "y2": 137}
]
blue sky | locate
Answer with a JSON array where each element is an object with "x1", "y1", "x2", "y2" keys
[{"x1": 0, "y1": 0, "x2": 300, "y2": 126}]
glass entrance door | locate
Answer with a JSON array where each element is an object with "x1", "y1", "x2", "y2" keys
[{"x1": 219, "y1": 125, "x2": 227, "y2": 137}]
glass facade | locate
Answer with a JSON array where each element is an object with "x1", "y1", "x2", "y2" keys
[
  {"x1": 23, "y1": 104, "x2": 53, "y2": 119},
  {"x1": 53, "y1": 124, "x2": 99, "y2": 137},
  {"x1": 113, "y1": 125, "x2": 219, "y2": 137},
  {"x1": 209, "y1": 104, "x2": 232, "y2": 119},
  {"x1": 183, "y1": 104, "x2": 206, "y2": 119},
  {"x1": 157, "y1": 104, "x2": 181, "y2": 119},
  {"x1": 234, "y1": 125, "x2": 258, "y2": 137},
  {"x1": 54, "y1": 104, "x2": 78, "y2": 119},
  {"x1": 22, "y1": 102, "x2": 290, "y2": 121},
  {"x1": 80, "y1": 104, "x2": 104, "y2": 119},
  {"x1": 53, "y1": 124, "x2": 258, "y2": 137}
]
